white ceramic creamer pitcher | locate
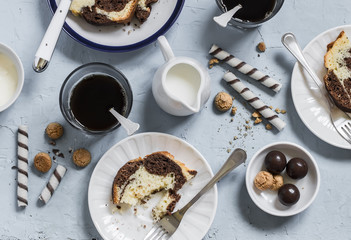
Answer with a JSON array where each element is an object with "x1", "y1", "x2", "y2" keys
[{"x1": 152, "y1": 36, "x2": 211, "y2": 116}]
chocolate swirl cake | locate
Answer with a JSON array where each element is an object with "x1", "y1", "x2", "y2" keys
[
  {"x1": 112, "y1": 151, "x2": 197, "y2": 221},
  {"x1": 135, "y1": 0, "x2": 158, "y2": 23},
  {"x1": 70, "y1": 0, "x2": 158, "y2": 25},
  {"x1": 70, "y1": 0, "x2": 138, "y2": 25},
  {"x1": 324, "y1": 31, "x2": 351, "y2": 112}
]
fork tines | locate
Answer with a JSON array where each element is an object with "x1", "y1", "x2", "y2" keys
[
  {"x1": 341, "y1": 122, "x2": 351, "y2": 143},
  {"x1": 144, "y1": 225, "x2": 169, "y2": 240}
]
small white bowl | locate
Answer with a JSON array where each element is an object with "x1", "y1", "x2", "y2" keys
[
  {"x1": 246, "y1": 142, "x2": 320, "y2": 217},
  {"x1": 0, "y1": 43, "x2": 24, "y2": 112}
]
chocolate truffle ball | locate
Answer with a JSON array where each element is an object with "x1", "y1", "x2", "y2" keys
[
  {"x1": 278, "y1": 184, "x2": 300, "y2": 206},
  {"x1": 264, "y1": 150, "x2": 287, "y2": 174},
  {"x1": 286, "y1": 158, "x2": 308, "y2": 179}
]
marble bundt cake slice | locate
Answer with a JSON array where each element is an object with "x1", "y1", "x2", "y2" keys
[
  {"x1": 70, "y1": 0, "x2": 138, "y2": 25},
  {"x1": 324, "y1": 31, "x2": 351, "y2": 112},
  {"x1": 135, "y1": 0, "x2": 158, "y2": 23},
  {"x1": 112, "y1": 151, "x2": 197, "y2": 221}
]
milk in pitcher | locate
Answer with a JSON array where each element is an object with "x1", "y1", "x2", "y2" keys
[{"x1": 164, "y1": 63, "x2": 201, "y2": 107}]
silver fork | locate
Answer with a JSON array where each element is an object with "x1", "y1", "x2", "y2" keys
[
  {"x1": 282, "y1": 33, "x2": 351, "y2": 144},
  {"x1": 143, "y1": 148, "x2": 247, "y2": 240}
]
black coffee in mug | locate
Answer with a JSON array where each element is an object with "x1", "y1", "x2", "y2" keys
[
  {"x1": 221, "y1": 0, "x2": 276, "y2": 22},
  {"x1": 69, "y1": 74, "x2": 127, "y2": 131}
]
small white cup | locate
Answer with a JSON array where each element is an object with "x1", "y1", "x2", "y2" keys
[{"x1": 0, "y1": 43, "x2": 24, "y2": 112}]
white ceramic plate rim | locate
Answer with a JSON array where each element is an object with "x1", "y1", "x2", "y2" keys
[
  {"x1": 88, "y1": 132, "x2": 218, "y2": 240},
  {"x1": 291, "y1": 24, "x2": 351, "y2": 149},
  {"x1": 245, "y1": 141, "x2": 320, "y2": 217}
]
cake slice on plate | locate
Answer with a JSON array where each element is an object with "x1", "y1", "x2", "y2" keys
[
  {"x1": 135, "y1": 0, "x2": 158, "y2": 23},
  {"x1": 112, "y1": 151, "x2": 197, "y2": 221},
  {"x1": 324, "y1": 31, "x2": 351, "y2": 112},
  {"x1": 70, "y1": 0, "x2": 138, "y2": 25},
  {"x1": 70, "y1": 0, "x2": 158, "y2": 25}
]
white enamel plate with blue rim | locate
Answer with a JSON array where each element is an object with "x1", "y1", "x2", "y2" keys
[
  {"x1": 88, "y1": 132, "x2": 217, "y2": 240},
  {"x1": 291, "y1": 25, "x2": 351, "y2": 150},
  {"x1": 47, "y1": 0, "x2": 184, "y2": 52}
]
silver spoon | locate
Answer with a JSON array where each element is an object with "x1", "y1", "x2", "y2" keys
[
  {"x1": 109, "y1": 108, "x2": 140, "y2": 135},
  {"x1": 213, "y1": 4, "x2": 242, "y2": 28}
]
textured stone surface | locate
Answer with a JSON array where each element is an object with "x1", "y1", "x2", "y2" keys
[{"x1": 0, "y1": 0, "x2": 351, "y2": 239}]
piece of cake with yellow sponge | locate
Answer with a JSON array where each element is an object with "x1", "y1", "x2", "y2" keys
[
  {"x1": 69, "y1": 0, "x2": 158, "y2": 25},
  {"x1": 112, "y1": 151, "x2": 197, "y2": 221},
  {"x1": 70, "y1": 0, "x2": 138, "y2": 25},
  {"x1": 324, "y1": 31, "x2": 351, "y2": 112}
]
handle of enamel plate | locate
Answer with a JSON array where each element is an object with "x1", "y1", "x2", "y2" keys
[
  {"x1": 33, "y1": 0, "x2": 72, "y2": 72},
  {"x1": 157, "y1": 35, "x2": 175, "y2": 62}
]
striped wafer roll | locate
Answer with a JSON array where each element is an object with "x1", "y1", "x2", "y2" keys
[
  {"x1": 39, "y1": 165, "x2": 67, "y2": 204},
  {"x1": 17, "y1": 125, "x2": 29, "y2": 207},
  {"x1": 223, "y1": 72, "x2": 286, "y2": 131},
  {"x1": 209, "y1": 44, "x2": 282, "y2": 92}
]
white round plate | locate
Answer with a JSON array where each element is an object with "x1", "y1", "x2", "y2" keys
[
  {"x1": 47, "y1": 0, "x2": 184, "y2": 52},
  {"x1": 88, "y1": 132, "x2": 217, "y2": 240},
  {"x1": 246, "y1": 142, "x2": 320, "y2": 217},
  {"x1": 291, "y1": 25, "x2": 351, "y2": 149}
]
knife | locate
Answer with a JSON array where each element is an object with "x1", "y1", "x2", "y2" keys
[{"x1": 33, "y1": 0, "x2": 72, "y2": 73}]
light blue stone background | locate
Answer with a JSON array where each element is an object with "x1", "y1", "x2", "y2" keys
[{"x1": 1, "y1": 0, "x2": 350, "y2": 239}]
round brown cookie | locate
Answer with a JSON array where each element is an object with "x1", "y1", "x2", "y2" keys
[
  {"x1": 45, "y1": 122, "x2": 64, "y2": 140},
  {"x1": 271, "y1": 175, "x2": 284, "y2": 191},
  {"x1": 214, "y1": 92, "x2": 233, "y2": 112},
  {"x1": 254, "y1": 171, "x2": 273, "y2": 190},
  {"x1": 72, "y1": 148, "x2": 91, "y2": 167},
  {"x1": 34, "y1": 152, "x2": 52, "y2": 173}
]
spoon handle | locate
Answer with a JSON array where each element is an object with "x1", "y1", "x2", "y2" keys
[
  {"x1": 281, "y1": 33, "x2": 324, "y2": 91},
  {"x1": 281, "y1": 33, "x2": 334, "y2": 107},
  {"x1": 33, "y1": 0, "x2": 72, "y2": 72},
  {"x1": 109, "y1": 108, "x2": 140, "y2": 135},
  {"x1": 178, "y1": 148, "x2": 246, "y2": 215}
]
